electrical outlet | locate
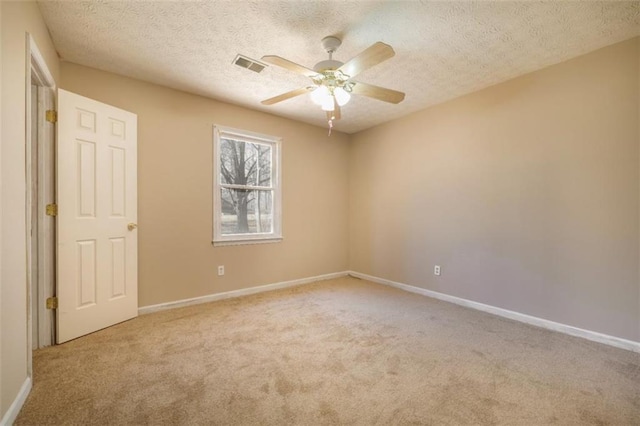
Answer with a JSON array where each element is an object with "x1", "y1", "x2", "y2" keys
[
  {"x1": 217, "y1": 265, "x2": 225, "y2": 276},
  {"x1": 434, "y1": 265, "x2": 441, "y2": 276}
]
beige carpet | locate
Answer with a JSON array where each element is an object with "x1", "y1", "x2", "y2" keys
[{"x1": 16, "y1": 277, "x2": 640, "y2": 425}]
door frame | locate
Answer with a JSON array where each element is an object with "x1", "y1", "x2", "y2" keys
[{"x1": 26, "y1": 33, "x2": 56, "y2": 372}]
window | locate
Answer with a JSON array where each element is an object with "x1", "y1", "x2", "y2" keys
[{"x1": 213, "y1": 125, "x2": 282, "y2": 246}]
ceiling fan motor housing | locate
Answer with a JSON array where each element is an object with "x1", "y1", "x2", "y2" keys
[
  {"x1": 313, "y1": 59, "x2": 344, "y2": 72},
  {"x1": 314, "y1": 36, "x2": 350, "y2": 91}
]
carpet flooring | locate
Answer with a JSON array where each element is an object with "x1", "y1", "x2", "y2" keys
[{"x1": 16, "y1": 277, "x2": 640, "y2": 425}]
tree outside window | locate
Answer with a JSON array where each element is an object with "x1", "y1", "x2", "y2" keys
[{"x1": 213, "y1": 126, "x2": 281, "y2": 245}]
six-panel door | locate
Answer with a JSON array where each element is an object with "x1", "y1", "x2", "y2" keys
[{"x1": 57, "y1": 89, "x2": 138, "y2": 343}]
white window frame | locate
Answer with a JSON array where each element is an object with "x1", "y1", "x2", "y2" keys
[{"x1": 213, "y1": 125, "x2": 282, "y2": 246}]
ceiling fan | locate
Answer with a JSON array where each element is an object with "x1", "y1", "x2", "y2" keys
[{"x1": 261, "y1": 36, "x2": 405, "y2": 128}]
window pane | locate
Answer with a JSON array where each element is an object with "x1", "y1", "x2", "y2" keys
[
  {"x1": 220, "y1": 138, "x2": 271, "y2": 187},
  {"x1": 219, "y1": 138, "x2": 243, "y2": 185},
  {"x1": 257, "y1": 144, "x2": 271, "y2": 187},
  {"x1": 220, "y1": 188, "x2": 273, "y2": 235},
  {"x1": 244, "y1": 143, "x2": 259, "y2": 186}
]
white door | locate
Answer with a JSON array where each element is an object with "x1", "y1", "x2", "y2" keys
[{"x1": 57, "y1": 89, "x2": 138, "y2": 343}]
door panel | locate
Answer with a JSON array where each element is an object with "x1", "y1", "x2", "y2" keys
[{"x1": 57, "y1": 89, "x2": 138, "y2": 343}]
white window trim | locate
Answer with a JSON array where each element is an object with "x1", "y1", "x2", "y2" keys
[{"x1": 212, "y1": 125, "x2": 282, "y2": 246}]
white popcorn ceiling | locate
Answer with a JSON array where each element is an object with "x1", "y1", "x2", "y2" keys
[{"x1": 38, "y1": 0, "x2": 640, "y2": 134}]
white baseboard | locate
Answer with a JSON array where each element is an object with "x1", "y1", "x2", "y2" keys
[
  {"x1": 349, "y1": 271, "x2": 640, "y2": 353},
  {"x1": 139, "y1": 271, "x2": 349, "y2": 315},
  {"x1": 0, "y1": 377, "x2": 32, "y2": 426}
]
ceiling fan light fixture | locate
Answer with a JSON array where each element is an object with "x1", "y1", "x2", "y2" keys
[
  {"x1": 334, "y1": 87, "x2": 351, "y2": 106},
  {"x1": 310, "y1": 85, "x2": 330, "y2": 105},
  {"x1": 321, "y1": 96, "x2": 335, "y2": 111}
]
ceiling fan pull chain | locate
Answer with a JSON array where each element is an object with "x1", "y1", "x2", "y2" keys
[{"x1": 328, "y1": 118, "x2": 333, "y2": 136}]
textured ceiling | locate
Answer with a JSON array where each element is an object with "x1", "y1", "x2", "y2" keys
[{"x1": 38, "y1": 1, "x2": 639, "y2": 134}]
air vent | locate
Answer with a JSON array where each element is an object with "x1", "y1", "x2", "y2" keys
[{"x1": 233, "y1": 54, "x2": 267, "y2": 73}]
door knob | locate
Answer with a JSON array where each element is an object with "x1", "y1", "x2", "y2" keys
[{"x1": 127, "y1": 223, "x2": 138, "y2": 231}]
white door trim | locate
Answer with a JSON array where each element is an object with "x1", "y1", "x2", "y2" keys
[
  {"x1": 26, "y1": 33, "x2": 57, "y2": 373},
  {"x1": 28, "y1": 35, "x2": 56, "y2": 89},
  {"x1": 35, "y1": 86, "x2": 55, "y2": 348}
]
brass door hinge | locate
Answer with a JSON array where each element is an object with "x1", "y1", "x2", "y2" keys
[
  {"x1": 46, "y1": 203, "x2": 57, "y2": 216},
  {"x1": 46, "y1": 297, "x2": 58, "y2": 310},
  {"x1": 46, "y1": 110, "x2": 57, "y2": 123}
]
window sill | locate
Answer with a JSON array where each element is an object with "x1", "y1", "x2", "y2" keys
[{"x1": 212, "y1": 237, "x2": 283, "y2": 247}]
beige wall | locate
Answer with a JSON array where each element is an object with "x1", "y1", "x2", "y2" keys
[
  {"x1": 60, "y1": 63, "x2": 350, "y2": 307},
  {"x1": 1, "y1": 0, "x2": 60, "y2": 419},
  {"x1": 350, "y1": 37, "x2": 640, "y2": 341}
]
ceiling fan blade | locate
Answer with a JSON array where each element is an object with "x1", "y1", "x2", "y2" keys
[
  {"x1": 338, "y1": 42, "x2": 395, "y2": 79},
  {"x1": 261, "y1": 55, "x2": 318, "y2": 78},
  {"x1": 350, "y1": 81, "x2": 405, "y2": 104},
  {"x1": 261, "y1": 87, "x2": 312, "y2": 105}
]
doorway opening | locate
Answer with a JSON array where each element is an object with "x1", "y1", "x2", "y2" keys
[{"x1": 26, "y1": 34, "x2": 57, "y2": 366}]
